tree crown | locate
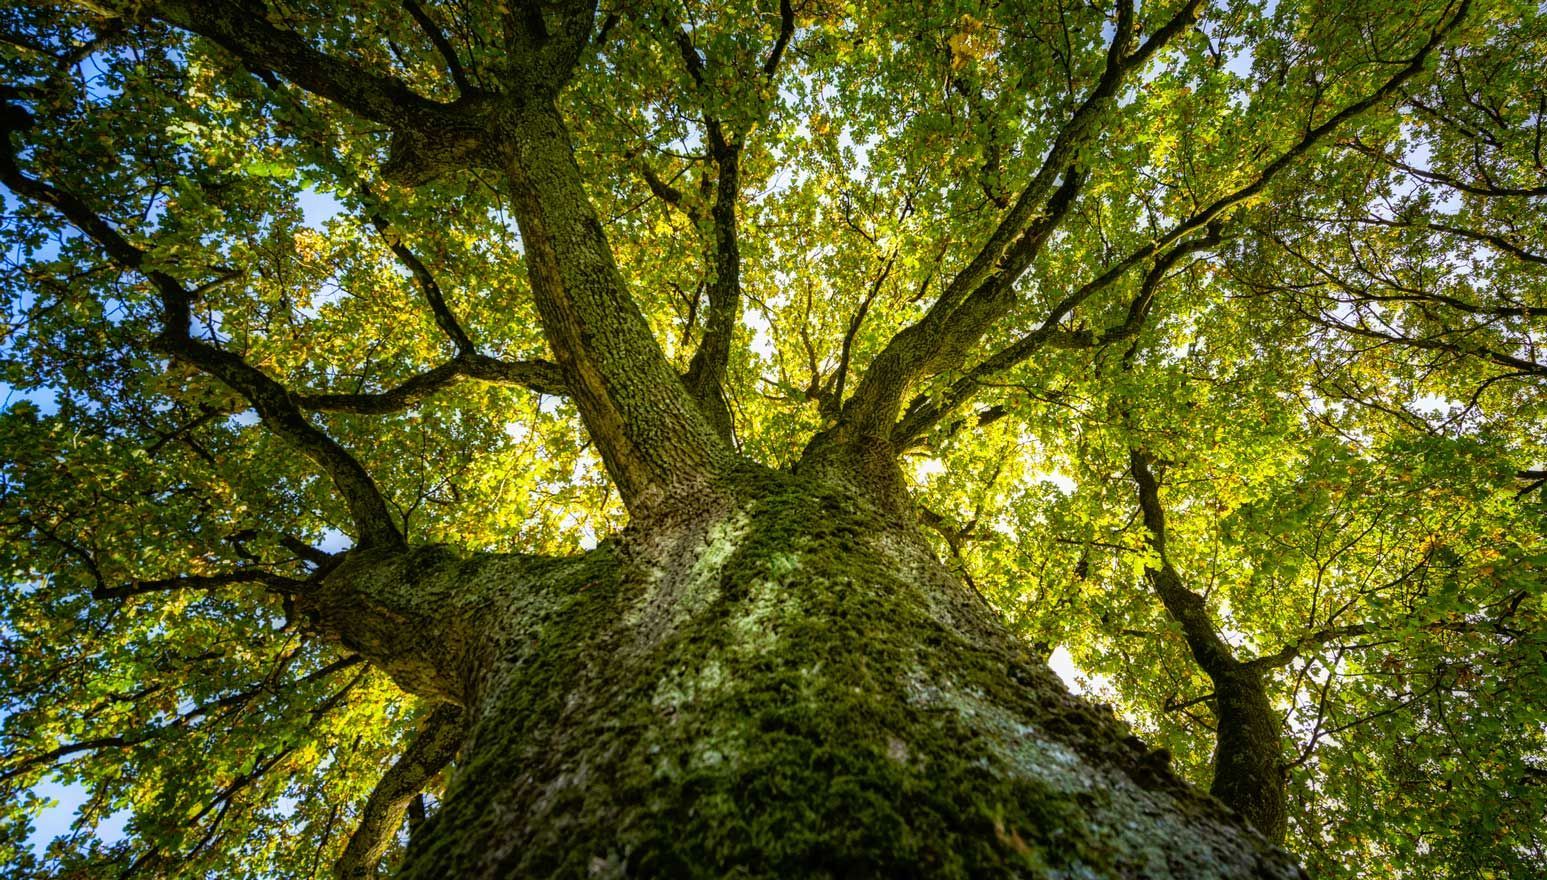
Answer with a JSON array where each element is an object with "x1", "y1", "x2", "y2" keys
[{"x1": 1, "y1": 0, "x2": 1544, "y2": 876}]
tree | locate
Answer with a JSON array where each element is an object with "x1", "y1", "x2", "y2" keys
[{"x1": 1, "y1": 0, "x2": 1543, "y2": 876}]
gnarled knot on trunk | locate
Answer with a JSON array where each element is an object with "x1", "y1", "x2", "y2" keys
[{"x1": 382, "y1": 126, "x2": 493, "y2": 186}]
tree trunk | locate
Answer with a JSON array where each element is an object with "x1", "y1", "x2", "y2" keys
[{"x1": 327, "y1": 467, "x2": 1300, "y2": 879}]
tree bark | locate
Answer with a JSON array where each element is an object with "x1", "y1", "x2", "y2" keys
[
  {"x1": 1130, "y1": 451, "x2": 1289, "y2": 843},
  {"x1": 322, "y1": 467, "x2": 1301, "y2": 878},
  {"x1": 502, "y1": 102, "x2": 737, "y2": 510}
]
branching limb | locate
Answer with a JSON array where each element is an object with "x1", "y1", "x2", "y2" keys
[
  {"x1": 0, "y1": 113, "x2": 406, "y2": 551},
  {"x1": 664, "y1": 0, "x2": 800, "y2": 442},
  {"x1": 367, "y1": 212, "x2": 478, "y2": 355},
  {"x1": 634, "y1": 160, "x2": 702, "y2": 223},
  {"x1": 335, "y1": 703, "x2": 464, "y2": 880},
  {"x1": 894, "y1": 228, "x2": 1222, "y2": 446},
  {"x1": 665, "y1": 4, "x2": 797, "y2": 444},
  {"x1": 832, "y1": 0, "x2": 1206, "y2": 442},
  {"x1": 401, "y1": 0, "x2": 472, "y2": 94},
  {"x1": 280, "y1": 535, "x2": 342, "y2": 569},
  {"x1": 1518, "y1": 469, "x2": 1547, "y2": 497},
  {"x1": 825, "y1": 252, "x2": 896, "y2": 421},
  {"x1": 503, "y1": 104, "x2": 735, "y2": 504},
  {"x1": 837, "y1": 0, "x2": 1468, "y2": 451},
  {"x1": 297, "y1": 354, "x2": 567, "y2": 414},
  {"x1": 1271, "y1": 242, "x2": 1545, "y2": 317},
  {"x1": 1249, "y1": 611, "x2": 1531, "y2": 671},
  {"x1": 142, "y1": 1, "x2": 458, "y2": 126},
  {"x1": 1094, "y1": 0, "x2": 1475, "y2": 282},
  {"x1": 681, "y1": 122, "x2": 743, "y2": 442},
  {"x1": 1129, "y1": 450, "x2": 1242, "y2": 678},
  {"x1": 1300, "y1": 306, "x2": 1547, "y2": 378},
  {"x1": 1342, "y1": 136, "x2": 1547, "y2": 198},
  {"x1": 762, "y1": 0, "x2": 796, "y2": 78},
  {"x1": 0, "y1": 654, "x2": 362, "y2": 786},
  {"x1": 1348, "y1": 214, "x2": 1547, "y2": 266},
  {"x1": 1128, "y1": 449, "x2": 1287, "y2": 842},
  {"x1": 478, "y1": 1, "x2": 738, "y2": 505},
  {"x1": 91, "y1": 570, "x2": 307, "y2": 600},
  {"x1": 136, "y1": 0, "x2": 508, "y2": 187},
  {"x1": 319, "y1": 181, "x2": 571, "y2": 405}
]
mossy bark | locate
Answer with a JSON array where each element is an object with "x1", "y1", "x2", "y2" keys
[{"x1": 329, "y1": 468, "x2": 1302, "y2": 879}]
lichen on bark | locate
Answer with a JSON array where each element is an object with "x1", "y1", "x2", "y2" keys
[{"x1": 329, "y1": 468, "x2": 1307, "y2": 879}]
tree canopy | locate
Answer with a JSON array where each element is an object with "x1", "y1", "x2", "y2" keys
[{"x1": 0, "y1": 0, "x2": 1544, "y2": 877}]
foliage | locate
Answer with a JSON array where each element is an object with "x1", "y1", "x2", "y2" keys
[{"x1": 0, "y1": 0, "x2": 1543, "y2": 877}]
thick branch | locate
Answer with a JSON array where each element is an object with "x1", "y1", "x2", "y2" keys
[
  {"x1": 1128, "y1": 449, "x2": 1287, "y2": 842},
  {"x1": 665, "y1": 8, "x2": 801, "y2": 443},
  {"x1": 401, "y1": 0, "x2": 472, "y2": 94},
  {"x1": 833, "y1": 0, "x2": 1206, "y2": 441},
  {"x1": 1130, "y1": 450, "x2": 1239, "y2": 677},
  {"x1": 503, "y1": 105, "x2": 735, "y2": 507},
  {"x1": 140, "y1": 1, "x2": 505, "y2": 186},
  {"x1": 762, "y1": 0, "x2": 796, "y2": 77},
  {"x1": 0, "y1": 126, "x2": 406, "y2": 551},
  {"x1": 662, "y1": 2, "x2": 800, "y2": 442},
  {"x1": 895, "y1": 0, "x2": 1469, "y2": 447},
  {"x1": 144, "y1": 0, "x2": 451, "y2": 126},
  {"x1": 335, "y1": 704, "x2": 463, "y2": 880},
  {"x1": 680, "y1": 135, "x2": 742, "y2": 443},
  {"x1": 92, "y1": 569, "x2": 306, "y2": 600},
  {"x1": 895, "y1": 229, "x2": 1221, "y2": 445}
]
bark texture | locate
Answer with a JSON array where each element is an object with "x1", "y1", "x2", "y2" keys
[{"x1": 322, "y1": 468, "x2": 1302, "y2": 879}]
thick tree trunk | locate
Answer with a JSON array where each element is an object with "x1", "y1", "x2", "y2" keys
[{"x1": 326, "y1": 468, "x2": 1301, "y2": 879}]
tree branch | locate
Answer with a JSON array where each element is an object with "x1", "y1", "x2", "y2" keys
[
  {"x1": 0, "y1": 654, "x2": 362, "y2": 785},
  {"x1": 1343, "y1": 136, "x2": 1547, "y2": 198},
  {"x1": 367, "y1": 212, "x2": 478, "y2": 355},
  {"x1": 1300, "y1": 307, "x2": 1546, "y2": 379},
  {"x1": 0, "y1": 118, "x2": 407, "y2": 551},
  {"x1": 895, "y1": 228, "x2": 1222, "y2": 446},
  {"x1": 761, "y1": 0, "x2": 796, "y2": 78},
  {"x1": 1249, "y1": 612, "x2": 1529, "y2": 670},
  {"x1": 827, "y1": 252, "x2": 896, "y2": 420},
  {"x1": 504, "y1": 102, "x2": 735, "y2": 506},
  {"x1": 335, "y1": 703, "x2": 463, "y2": 880},
  {"x1": 401, "y1": 0, "x2": 472, "y2": 94},
  {"x1": 830, "y1": 0, "x2": 1206, "y2": 443},
  {"x1": 1128, "y1": 448, "x2": 1287, "y2": 841},
  {"x1": 297, "y1": 354, "x2": 567, "y2": 414},
  {"x1": 681, "y1": 135, "x2": 743, "y2": 443},
  {"x1": 662, "y1": 1, "x2": 801, "y2": 442},
  {"x1": 883, "y1": 0, "x2": 1470, "y2": 451},
  {"x1": 91, "y1": 569, "x2": 307, "y2": 600},
  {"x1": 1353, "y1": 214, "x2": 1547, "y2": 266},
  {"x1": 144, "y1": 0, "x2": 453, "y2": 126},
  {"x1": 1129, "y1": 450, "x2": 1240, "y2": 677}
]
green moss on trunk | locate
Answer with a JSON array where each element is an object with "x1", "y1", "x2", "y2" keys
[{"x1": 397, "y1": 469, "x2": 1302, "y2": 879}]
